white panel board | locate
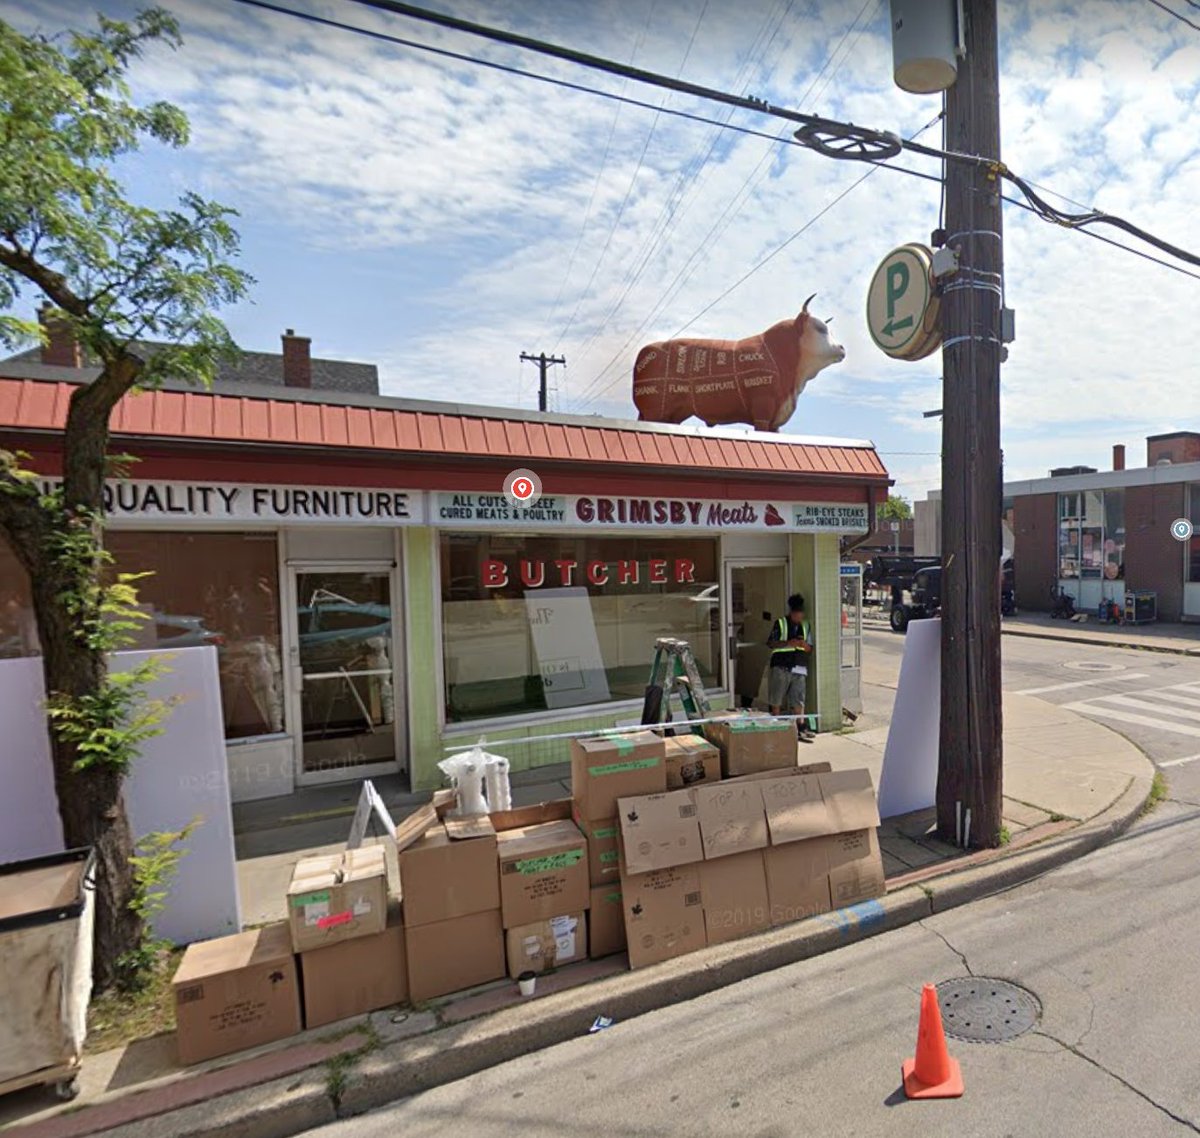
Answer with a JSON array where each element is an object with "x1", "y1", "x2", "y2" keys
[
  {"x1": 878, "y1": 616, "x2": 941, "y2": 820},
  {"x1": 0, "y1": 647, "x2": 241, "y2": 944},
  {"x1": 525, "y1": 587, "x2": 611, "y2": 709}
]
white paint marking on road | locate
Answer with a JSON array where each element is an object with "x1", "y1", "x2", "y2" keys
[
  {"x1": 1013, "y1": 673, "x2": 1147, "y2": 695},
  {"x1": 1084, "y1": 694, "x2": 1200, "y2": 723},
  {"x1": 1159, "y1": 753, "x2": 1200, "y2": 768},
  {"x1": 1062, "y1": 701, "x2": 1200, "y2": 738},
  {"x1": 1131, "y1": 690, "x2": 1200, "y2": 711}
]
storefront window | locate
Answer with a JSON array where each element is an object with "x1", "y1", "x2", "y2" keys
[
  {"x1": 1104, "y1": 491, "x2": 1125, "y2": 582},
  {"x1": 1189, "y1": 484, "x2": 1200, "y2": 583},
  {"x1": 2, "y1": 530, "x2": 281, "y2": 740},
  {"x1": 1058, "y1": 492, "x2": 1081, "y2": 579},
  {"x1": 441, "y1": 534, "x2": 720, "y2": 723},
  {"x1": 1080, "y1": 491, "x2": 1104, "y2": 580},
  {"x1": 106, "y1": 532, "x2": 282, "y2": 741}
]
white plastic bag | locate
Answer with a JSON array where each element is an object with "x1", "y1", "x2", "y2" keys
[
  {"x1": 484, "y1": 752, "x2": 512, "y2": 812},
  {"x1": 437, "y1": 747, "x2": 488, "y2": 816}
]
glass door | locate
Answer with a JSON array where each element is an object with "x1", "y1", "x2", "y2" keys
[
  {"x1": 290, "y1": 567, "x2": 400, "y2": 783},
  {"x1": 840, "y1": 562, "x2": 863, "y2": 715},
  {"x1": 725, "y1": 562, "x2": 788, "y2": 710}
]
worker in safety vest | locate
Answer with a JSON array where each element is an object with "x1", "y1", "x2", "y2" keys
[{"x1": 766, "y1": 593, "x2": 815, "y2": 742}]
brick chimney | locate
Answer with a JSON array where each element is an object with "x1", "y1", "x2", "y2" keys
[
  {"x1": 38, "y1": 304, "x2": 82, "y2": 368},
  {"x1": 281, "y1": 328, "x2": 312, "y2": 388},
  {"x1": 1113, "y1": 444, "x2": 1125, "y2": 472}
]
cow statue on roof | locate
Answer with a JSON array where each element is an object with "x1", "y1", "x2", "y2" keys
[{"x1": 631, "y1": 295, "x2": 845, "y2": 433}]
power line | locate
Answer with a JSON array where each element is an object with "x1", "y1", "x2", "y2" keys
[
  {"x1": 553, "y1": 0, "x2": 710, "y2": 354},
  {"x1": 569, "y1": 0, "x2": 882, "y2": 406},
  {"x1": 1144, "y1": 0, "x2": 1200, "y2": 31}
]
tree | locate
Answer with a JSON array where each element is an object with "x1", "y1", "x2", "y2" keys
[
  {"x1": 0, "y1": 9, "x2": 251, "y2": 990},
  {"x1": 879, "y1": 494, "x2": 913, "y2": 522}
]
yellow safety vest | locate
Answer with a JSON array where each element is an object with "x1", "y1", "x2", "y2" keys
[{"x1": 772, "y1": 618, "x2": 810, "y2": 655}]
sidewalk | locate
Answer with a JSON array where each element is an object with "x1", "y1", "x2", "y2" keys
[
  {"x1": 865, "y1": 606, "x2": 1200, "y2": 655},
  {"x1": 0, "y1": 683, "x2": 1155, "y2": 1138}
]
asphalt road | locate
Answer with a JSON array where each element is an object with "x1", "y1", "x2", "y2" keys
[{"x1": 306, "y1": 631, "x2": 1200, "y2": 1138}]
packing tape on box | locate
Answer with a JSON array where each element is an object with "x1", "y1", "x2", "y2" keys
[{"x1": 506, "y1": 850, "x2": 585, "y2": 875}]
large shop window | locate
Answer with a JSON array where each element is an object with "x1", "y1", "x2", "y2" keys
[
  {"x1": 0, "y1": 531, "x2": 282, "y2": 741},
  {"x1": 1057, "y1": 490, "x2": 1124, "y2": 583},
  {"x1": 441, "y1": 534, "x2": 720, "y2": 722},
  {"x1": 1188, "y1": 484, "x2": 1200, "y2": 583}
]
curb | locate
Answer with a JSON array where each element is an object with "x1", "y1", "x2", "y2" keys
[
  {"x1": 999, "y1": 626, "x2": 1200, "y2": 657},
  {"x1": 59, "y1": 764, "x2": 1154, "y2": 1138}
]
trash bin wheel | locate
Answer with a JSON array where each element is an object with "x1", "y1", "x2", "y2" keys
[
  {"x1": 889, "y1": 606, "x2": 910, "y2": 633},
  {"x1": 54, "y1": 1078, "x2": 80, "y2": 1102}
]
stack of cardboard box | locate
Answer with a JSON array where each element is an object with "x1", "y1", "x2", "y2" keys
[
  {"x1": 616, "y1": 763, "x2": 884, "y2": 969},
  {"x1": 399, "y1": 815, "x2": 505, "y2": 1003},
  {"x1": 705, "y1": 712, "x2": 799, "y2": 778},
  {"x1": 570, "y1": 731, "x2": 667, "y2": 961}
]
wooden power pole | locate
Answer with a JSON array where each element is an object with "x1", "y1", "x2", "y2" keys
[
  {"x1": 520, "y1": 351, "x2": 566, "y2": 412},
  {"x1": 937, "y1": 0, "x2": 1005, "y2": 848}
]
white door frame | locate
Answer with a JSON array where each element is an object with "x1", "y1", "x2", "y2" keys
[
  {"x1": 284, "y1": 559, "x2": 405, "y2": 787},
  {"x1": 722, "y1": 557, "x2": 790, "y2": 700}
]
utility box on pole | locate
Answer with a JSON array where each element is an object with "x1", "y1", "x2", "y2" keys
[{"x1": 889, "y1": 0, "x2": 960, "y2": 94}]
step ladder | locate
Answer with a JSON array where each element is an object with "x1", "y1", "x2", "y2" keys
[{"x1": 641, "y1": 638, "x2": 711, "y2": 729}]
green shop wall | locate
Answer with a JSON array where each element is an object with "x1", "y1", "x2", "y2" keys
[{"x1": 789, "y1": 532, "x2": 841, "y2": 732}]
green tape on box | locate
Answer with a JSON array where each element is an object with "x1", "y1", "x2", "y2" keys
[
  {"x1": 598, "y1": 733, "x2": 635, "y2": 755},
  {"x1": 725, "y1": 719, "x2": 791, "y2": 733},
  {"x1": 514, "y1": 850, "x2": 585, "y2": 875},
  {"x1": 590, "y1": 757, "x2": 661, "y2": 777},
  {"x1": 599, "y1": 850, "x2": 619, "y2": 865},
  {"x1": 603, "y1": 890, "x2": 623, "y2": 904},
  {"x1": 593, "y1": 825, "x2": 618, "y2": 840},
  {"x1": 291, "y1": 890, "x2": 330, "y2": 907}
]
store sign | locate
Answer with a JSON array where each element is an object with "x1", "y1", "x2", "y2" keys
[
  {"x1": 483, "y1": 557, "x2": 697, "y2": 589},
  {"x1": 793, "y1": 503, "x2": 870, "y2": 533},
  {"x1": 37, "y1": 478, "x2": 425, "y2": 526},
  {"x1": 436, "y1": 492, "x2": 868, "y2": 534}
]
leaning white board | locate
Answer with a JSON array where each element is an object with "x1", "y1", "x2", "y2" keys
[
  {"x1": 877, "y1": 616, "x2": 941, "y2": 819},
  {"x1": 525, "y1": 587, "x2": 611, "y2": 709},
  {"x1": 0, "y1": 647, "x2": 241, "y2": 944}
]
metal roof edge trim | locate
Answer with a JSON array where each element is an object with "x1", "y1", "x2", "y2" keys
[{"x1": 0, "y1": 366, "x2": 878, "y2": 452}]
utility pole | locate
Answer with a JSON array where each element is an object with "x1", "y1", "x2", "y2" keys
[
  {"x1": 937, "y1": 0, "x2": 1005, "y2": 849},
  {"x1": 520, "y1": 352, "x2": 566, "y2": 413}
]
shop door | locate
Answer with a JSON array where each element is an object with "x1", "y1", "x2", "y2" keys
[
  {"x1": 840, "y1": 563, "x2": 863, "y2": 715},
  {"x1": 725, "y1": 562, "x2": 788, "y2": 709},
  {"x1": 287, "y1": 566, "x2": 402, "y2": 785}
]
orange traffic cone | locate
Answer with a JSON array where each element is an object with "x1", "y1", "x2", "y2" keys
[{"x1": 902, "y1": 984, "x2": 964, "y2": 1099}]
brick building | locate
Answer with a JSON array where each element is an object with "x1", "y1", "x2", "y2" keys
[{"x1": 917, "y1": 433, "x2": 1200, "y2": 622}]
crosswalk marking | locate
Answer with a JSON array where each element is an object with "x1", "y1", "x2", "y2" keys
[
  {"x1": 1013, "y1": 673, "x2": 1148, "y2": 695},
  {"x1": 1131, "y1": 690, "x2": 1200, "y2": 711},
  {"x1": 1160, "y1": 753, "x2": 1200, "y2": 768},
  {"x1": 1061, "y1": 701, "x2": 1200, "y2": 738}
]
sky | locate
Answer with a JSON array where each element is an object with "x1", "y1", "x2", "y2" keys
[{"x1": 3, "y1": 0, "x2": 1199, "y2": 504}]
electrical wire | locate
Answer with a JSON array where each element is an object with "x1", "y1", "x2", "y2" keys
[
  {"x1": 569, "y1": 0, "x2": 882, "y2": 405},
  {"x1": 1144, "y1": 0, "x2": 1200, "y2": 31},
  {"x1": 238, "y1": 0, "x2": 1200, "y2": 274}
]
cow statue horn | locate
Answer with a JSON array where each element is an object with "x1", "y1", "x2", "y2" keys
[{"x1": 801, "y1": 293, "x2": 816, "y2": 314}]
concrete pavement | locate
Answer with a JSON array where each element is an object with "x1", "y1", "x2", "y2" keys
[{"x1": 0, "y1": 646, "x2": 1156, "y2": 1138}]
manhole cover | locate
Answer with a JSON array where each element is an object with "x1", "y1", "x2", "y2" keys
[
  {"x1": 1063, "y1": 661, "x2": 1125, "y2": 673},
  {"x1": 935, "y1": 978, "x2": 1040, "y2": 1043}
]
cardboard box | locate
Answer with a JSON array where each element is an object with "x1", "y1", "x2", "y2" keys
[
  {"x1": 571, "y1": 732, "x2": 666, "y2": 823},
  {"x1": 620, "y1": 864, "x2": 706, "y2": 969},
  {"x1": 405, "y1": 909, "x2": 505, "y2": 1003},
  {"x1": 828, "y1": 829, "x2": 886, "y2": 909},
  {"x1": 287, "y1": 845, "x2": 388, "y2": 954},
  {"x1": 761, "y1": 769, "x2": 880, "y2": 845},
  {"x1": 726, "y1": 761, "x2": 832, "y2": 784},
  {"x1": 588, "y1": 883, "x2": 626, "y2": 959},
  {"x1": 573, "y1": 810, "x2": 621, "y2": 885},
  {"x1": 764, "y1": 839, "x2": 833, "y2": 926},
  {"x1": 705, "y1": 712, "x2": 797, "y2": 778},
  {"x1": 398, "y1": 823, "x2": 499, "y2": 928},
  {"x1": 173, "y1": 923, "x2": 301, "y2": 1066},
  {"x1": 497, "y1": 819, "x2": 589, "y2": 928},
  {"x1": 663, "y1": 733, "x2": 721, "y2": 789},
  {"x1": 491, "y1": 798, "x2": 573, "y2": 832},
  {"x1": 616, "y1": 788, "x2": 702, "y2": 874},
  {"x1": 692, "y1": 782, "x2": 769, "y2": 859},
  {"x1": 300, "y1": 905, "x2": 407, "y2": 1029},
  {"x1": 700, "y1": 850, "x2": 771, "y2": 945},
  {"x1": 444, "y1": 814, "x2": 496, "y2": 841},
  {"x1": 504, "y1": 911, "x2": 587, "y2": 977}
]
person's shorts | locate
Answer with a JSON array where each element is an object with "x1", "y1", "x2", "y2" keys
[{"x1": 768, "y1": 667, "x2": 807, "y2": 708}]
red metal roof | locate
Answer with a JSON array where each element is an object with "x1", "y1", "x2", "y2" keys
[{"x1": 0, "y1": 377, "x2": 889, "y2": 482}]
